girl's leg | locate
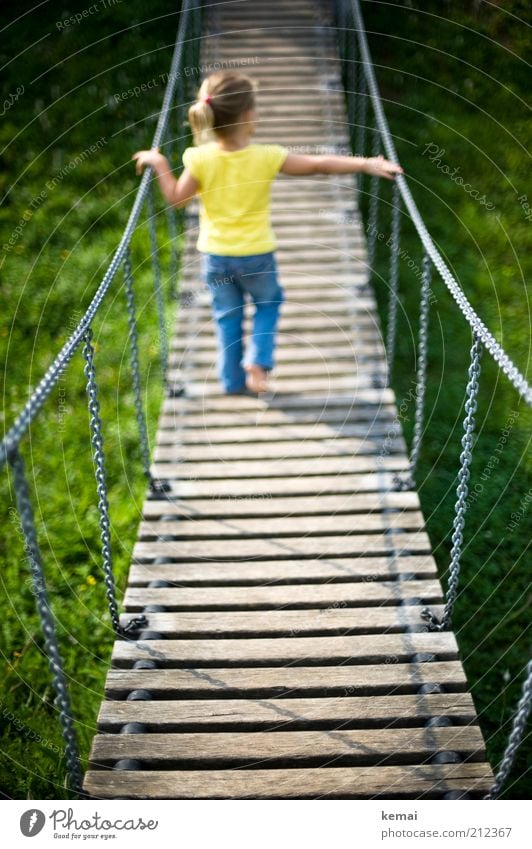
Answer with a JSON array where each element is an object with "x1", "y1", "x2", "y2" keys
[
  {"x1": 238, "y1": 252, "x2": 284, "y2": 384},
  {"x1": 202, "y1": 255, "x2": 246, "y2": 393}
]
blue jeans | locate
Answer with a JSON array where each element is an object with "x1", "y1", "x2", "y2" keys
[{"x1": 200, "y1": 251, "x2": 285, "y2": 393}]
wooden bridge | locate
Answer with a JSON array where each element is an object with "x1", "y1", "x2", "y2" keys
[{"x1": 83, "y1": 0, "x2": 494, "y2": 799}]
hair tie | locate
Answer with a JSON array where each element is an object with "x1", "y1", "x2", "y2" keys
[{"x1": 202, "y1": 94, "x2": 212, "y2": 105}]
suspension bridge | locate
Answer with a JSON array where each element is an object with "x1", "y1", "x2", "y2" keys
[{"x1": 2, "y1": 0, "x2": 530, "y2": 800}]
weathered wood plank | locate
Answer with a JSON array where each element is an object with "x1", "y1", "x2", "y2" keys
[
  {"x1": 132, "y1": 531, "x2": 431, "y2": 562},
  {"x1": 153, "y1": 436, "x2": 405, "y2": 461},
  {"x1": 170, "y1": 345, "x2": 373, "y2": 365},
  {"x1": 89, "y1": 726, "x2": 485, "y2": 767},
  {"x1": 98, "y1": 693, "x2": 477, "y2": 731},
  {"x1": 138, "y1": 512, "x2": 426, "y2": 540},
  {"x1": 103, "y1": 661, "x2": 468, "y2": 699},
  {"x1": 83, "y1": 762, "x2": 493, "y2": 799},
  {"x1": 112, "y1": 632, "x2": 458, "y2": 667},
  {"x1": 149, "y1": 455, "x2": 409, "y2": 480},
  {"x1": 119, "y1": 605, "x2": 441, "y2": 636},
  {"x1": 128, "y1": 554, "x2": 436, "y2": 586},
  {"x1": 179, "y1": 269, "x2": 370, "y2": 285},
  {"x1": 141, "y1": 492, "x2": 422, "y2": 518},
  {"x1": 163, "y1": 391, "x2": 395, "y2": 411},
  {"x1": 169, "y1": 372, "x2": 384, "y2": 392},
  {"x1": 167, "y1": 363, "x2": 385, "y2": 383},
  {"x1": 141, "y1": 472, "x2": 416, "y2": 497},
  {"x1": 157, "y1": 422, "x2": 402, "y2": 444},
  {"x1": 124, "y1": 579, "x2": 440, "y2": 610},
  {"x1": 171, "y1": 329, "x2": 381, "y2": 349},
  {"x1": 181, "y1": 377, "x2": 390, "y2": 398},
  {"x1": 156, "y1": 425, "x2": 399, "y2": 446}
]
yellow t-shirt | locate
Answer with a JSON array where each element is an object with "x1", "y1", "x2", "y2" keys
[{"x1": 182, "y1": 142, "x2": 289, "y2": 256}]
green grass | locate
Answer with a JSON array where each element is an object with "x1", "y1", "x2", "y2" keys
[
  {"x1": 350, "y1": 0, "x2": 531, "y2": 798},
  {"x1": 0, "y1": 0, "x2": 530, "y2": 800},
  {"x1": 0, "y1": 0, "x2": 189, "y2": 798}
]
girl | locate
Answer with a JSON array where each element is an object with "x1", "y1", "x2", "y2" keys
[{"x1": 133, "y1": 71, "x2": 403, "y2": 395}]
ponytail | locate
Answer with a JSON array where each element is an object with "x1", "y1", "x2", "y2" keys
[
  {"x1": 188, "y1": 71, "x2": 257, "y2": 145},
  {"x1": 188, "y1": 101, "x2": 215, "y2": 145}
]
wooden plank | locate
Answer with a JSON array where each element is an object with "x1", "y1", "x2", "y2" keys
[
  {"x1": 164, "y1": 391, "x2": 394, "y2": 411},
  {"x1": 178, "y1": 315, "x2": 375, "y2": 335},
  {"x1": 98, "y1": 693, "x2": 477, "y2": 731},
  {"x1": 179, "y1": 265, "x2": 369, "y2": 280},
  {"x1": 148, "y1": 455, "x2": 409, "y2": 480},
  {"x1": 178, "y1": 291, "x2": 349, "y2": 307},
  {"x1": 137, "y1": 512, "x2": 426, "y2": 540},
  {"x1": 181, "y1": 290, "x2": 368, "y2": 305},
  {"x1": 153, "y1": 436, "x2": 405, "y2": 461},
  {"x1": 89, "y1": 726, "x2": 485, "y2": 767},
  {"x1": 167, "y1": 365, "x2": 385, "y2": 384},
  {"x1": 156, "y1": 422, "x2": 398, "y2": 443},
  {"x1": 171, "y1": 329, "x2": 381, "y2": 349},
  {"x1": 169, "y1": 373, "x2": 383, "y2": 392},
  {"x1": 168, "y1": 346, "x2": 382, "y2": 363},
  {"x1": 129, "y1": 553, "x2": 436, "y2": 585},
  {"x1": 141, "y1": 492, "x2": 422, "y2": 518},
  {"x1": 103, "y1": 662, "x2": 469, "y2": 699},
  {"x1": 112, "y1": 632, "x2": 458, "y2": 667},
  {"x1": 160, "y1": 406, "x2": 396, "y2": 426},
  {"x1": 132, "y1": 531, "x2": 431, "y2": 562},
  {"x1": 83, "y1": 762, "x2": 493, "y2": 799},
  {"x1": 124, "y1": 579, "x2": 440, "y2": 610},
  {"x1": 140, "y1": 472, "x2": 414, "y2": 497},
  {"x1": 128, "y1": 554, "x2": 437, "y2": 586},
  {"x1": 118, "y1": 605, "x2": 442, "y2": 636}
]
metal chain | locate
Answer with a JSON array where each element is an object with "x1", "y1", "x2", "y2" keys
[
  {"x1": 146, "y1": 182, "x2": 169, "y2": 390},
  {"x1": 485, "y1": 660, "x2": 532, "y2": 798},
  {"x1": 165, "y1": 133, "x2": 181, "y2": 303},
  {"x1": 366, "y1": 125, "x2": 381, "y2": 274},
  {"x1": 394, "y1": 251, "x2": 432, "y2": 490},
  {"x1": 82, "y1": 327, "x2": 146, "y2": 638},
  {"x1": 355, "y1": 70, "x2": 367, "y2": 195},
  {"x1": 7, "y1": 446, "x2": 82, "y2": 792},
  {"x1": 386, "y1": 178, "x2": 401, "y2": 384},
  {"x1": 422, "y1": 332, "x2": 483, "y2": 631},
  {"x1": 339, "y1": 1, "x2": 356, "y2": 134},
  {"x1": 166, "y1": 205, "x2": 179, "y2": 303},
  {"x1": 123, "y1": 247, "x2": 152, "y2": 481},
  {"x1": 347, "y1": 0, "x2": 531, "y2": 406}
]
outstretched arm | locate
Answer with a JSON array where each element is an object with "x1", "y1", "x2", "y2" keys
[
  {"x1": 132, "y1": 148, "x2": 198, "y2": 208},
  {"x1": 280, "y1": 152, "x2": 403, "y2": 180}
]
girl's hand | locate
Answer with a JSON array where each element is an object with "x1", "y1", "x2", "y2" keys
[
  {"x1": 131, "y1": 147, "x2": 164, "y2": 176},
  {"x1": 364, "y1": 154, "x2": 404, "y2": 180}
]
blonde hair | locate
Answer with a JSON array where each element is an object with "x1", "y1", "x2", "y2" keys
[{"x1": 188, "y1": 70, "x2": 257, "y2": 145}]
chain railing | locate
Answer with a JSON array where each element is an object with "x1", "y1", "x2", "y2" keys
[
  {"x1": 0, "y1": 0, "x2": 202, "y2": 793},
  {"x1": 335, "y1": 0, "x2": 531, "y2": 798}
]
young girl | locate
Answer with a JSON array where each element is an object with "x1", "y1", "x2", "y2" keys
[{"x1": 133, "y1": 71, "x2": 403, "y2": 395}]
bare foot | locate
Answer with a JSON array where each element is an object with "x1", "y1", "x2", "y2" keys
[{"x1": 245, "y1": 364, "x2": 268, "y2": 394}]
